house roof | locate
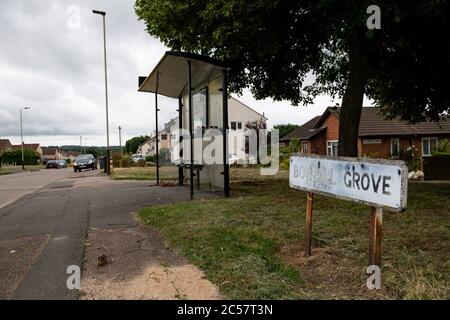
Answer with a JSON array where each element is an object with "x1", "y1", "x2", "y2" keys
[
  {"x1": 12, "y1": 143, "x2": 40, "y2": 151},
  {"x1": 358, "y1": 107, "x2": 450, "y2": 136},
  {"x1": 0, "y1": 139, "x2": 12, "y2": 149},
  {"x1": 280, "y1": 116, "x2": 324, "y2": 141},
  {"x1": 42, "y1": 147, "x2": 58, "y2": 156},
  {"x1": 138, "y1": 51, "x2": 231, "y2": 98},
  {"x1": 284, "y1": 107, "x2": 450, "y2": 141}
]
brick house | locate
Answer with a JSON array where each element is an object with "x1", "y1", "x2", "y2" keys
[
  {"x1": 0, "y1": 139, "x2": 13, "y2": 155},
  {"x1": 281, "y1": 107, "x2": 450, "y2": 164},
  {"x1": 41, "y1": 147, "x2": 64, "y2": 163}
]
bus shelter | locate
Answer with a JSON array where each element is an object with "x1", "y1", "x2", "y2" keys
[{"x1": 138, "y1": 51, "x2": 231, "y2": 199}]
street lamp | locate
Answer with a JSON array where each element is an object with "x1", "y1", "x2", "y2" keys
[
  {"x1": 93, "y1": 9, "x2": 111, "y2": 175},
  {"x1": 118, "y1": 126, "x2": 122, "y2": 155},
  {"x1": 20, "y1": 107, "x2": 31, "y2": 170}
]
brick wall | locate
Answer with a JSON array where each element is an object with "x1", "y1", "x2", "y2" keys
[
  {"x1": 308, "y1": 131, "x2": 327, "y2": 155},
  {"x1": 306, "y1": 111, "x2": 450, "y2": 161},
  {"x1": 359, "y1": 137, "x2": 390, "y2": 158},
  {"x1": 325, "y1": 114, "x2": 339, "y2": 141}
]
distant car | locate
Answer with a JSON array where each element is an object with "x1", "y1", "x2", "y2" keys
[
  {"x1": 46, "y1": 160, "x2": 58, "y2": 169},
  {"x1": 57, "y1": 160, "x2": 68, "y2": 168},
  {"x1": 73, "y1": 154, "x2": 97, "y2": 172},
  {"x1": 132, "y1": 154, "x2": 145, "y2": 163},
  {"x1": 46, "y1": 160, "x2": 67, "y2": 169}
]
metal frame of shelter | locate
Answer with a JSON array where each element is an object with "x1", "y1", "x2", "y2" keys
[{"x1": 138, "y1": 51, "x2": 232, "y2": 199}]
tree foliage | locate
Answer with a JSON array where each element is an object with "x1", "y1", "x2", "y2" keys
[
  {"x1": 274, "y1": 124, "x2": 300, "y2": 138},
  {"x1": 135, "y1": 0, "x2": 450, "y2": 156},
  {"x1": 0, "y1": 149, "x2": 40, "y2": 165},
  {"x1": 125, "y1": 135, "x2": 150, "y2": 154}
]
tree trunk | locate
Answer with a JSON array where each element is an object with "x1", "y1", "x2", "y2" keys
[{"x1": 338, "y1": 42, "x2": 369, "y2": 157}]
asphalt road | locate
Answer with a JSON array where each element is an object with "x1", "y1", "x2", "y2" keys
[
  {"x1": 0, "y1": 168, "x2": 73, "y2": 210},
  {"x1": 0, "y1": 169, "x2": 196, "y2": 300}
]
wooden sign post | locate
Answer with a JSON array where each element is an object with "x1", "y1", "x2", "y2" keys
[
  {"x1": 305, "y1": 192, "x2": 314, "y2": 257},
  {"x1": 369, "y1": 206, "x2": 383, "y2": 266},
  {"x1": 290, "y1": 155, "x2": 407, "y2": 267}
]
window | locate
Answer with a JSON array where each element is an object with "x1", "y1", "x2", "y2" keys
[
  {"x1": 390, "y1": 138, "x2": 400, "y2": 158},
  {"x1": 302, "y1": 142, "x2": 309, "y2": 154},
  {"x1": 231, "y1": 121, "x2": 243, "y2": 130},
  {"x1": 422, "y1": 137, "x2": 437, "y2": 156},
  {"x1": 161, "y1": 134, "x2": 168, "y2": 140},
  {"x1": 327, "y1": 140, "x2": 338, "y2": 156}
]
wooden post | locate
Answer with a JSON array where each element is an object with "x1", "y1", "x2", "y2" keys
[
  {"x1": 369, "y1": 206, "x2": 383, "y2": 267},
  {"x1": 305, "y1": 192, "x2": 314, "y2": 256}
]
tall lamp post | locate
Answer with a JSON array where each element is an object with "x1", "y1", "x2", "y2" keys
[
  {"x1": 93, "y1": 9, "x2": 111, "y2": 175},
  {"x1": 20, "y1": 107, "x2": 31, "y2": 170},
  {"x1": 118, "y1": 126, "x2": 123, "y2": 156}
]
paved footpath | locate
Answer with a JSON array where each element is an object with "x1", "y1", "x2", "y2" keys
[{"x1": 0, "y1": 170, "x2": 214, "y2": 300}]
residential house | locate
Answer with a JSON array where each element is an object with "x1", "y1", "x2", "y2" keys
[
  {"x1": 162, "y1": 97, "x2": 267, "y2": 162},
  {"x1": 281, "y1": 106, "x2": 450, "y2": 165},
  {"x1": 12, "y1": 143, "x2": 43, "y2": 157},
  {"x1": 137, "y1": 127, "x2": 171, "y2": 157},
  {"x1": 41, "y1": 147, "x2": 64, "y2": 163},
  {"x1": 60, "y1": 151, "x2": 80, "y2": 163},
  {"x1": 0, "y1": 139, "x2": 13, "y2": 155}
]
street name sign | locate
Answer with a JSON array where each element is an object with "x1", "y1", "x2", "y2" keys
[
  {"x1": 289, "y1": 154, "x2": 409, "y2": 267},
  {"x1": 289, "y1": 154, "x2": 408, "y2": 212}
]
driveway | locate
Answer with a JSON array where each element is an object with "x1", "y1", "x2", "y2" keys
[{"x1": 0, "y1": 170, "x2": 219, "y2": 300}]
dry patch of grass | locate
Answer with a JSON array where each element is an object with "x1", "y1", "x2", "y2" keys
[
  {"x1": 111, "y1": 166, "x2": 178, "y2": 181},
  {"x1": 138, "y1": 168, "x2": 450, "y2": 299}
]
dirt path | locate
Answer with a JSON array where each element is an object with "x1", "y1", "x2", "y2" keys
[{"x1": 80, "y1": 221, "x2": 221, "y2": 300}]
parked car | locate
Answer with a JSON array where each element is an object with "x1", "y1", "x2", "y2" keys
[
  {"x1": 46, "y1": 160, "x2": 57, "y2": 169},
  {"x1": 73, "y1": 154, "x2": 97, "y2": 172},
  {"x1": 57, "y1": 160, "x2": 68, "y2": 168},
  {"x1": 132, "y1": 154, "x2": 145, "y2": 163},
  {"x1": 46, "y1": 160, "x2": 67, "y2": 169}
]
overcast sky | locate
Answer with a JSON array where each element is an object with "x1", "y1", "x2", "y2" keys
[{"x1": 0, "y1": 0, "x2": 371, "y2": 147}]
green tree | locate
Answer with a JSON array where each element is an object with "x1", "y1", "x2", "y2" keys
[
  {"x1": 274, "y1": 124, "x2": 299, "y2": 139},
  {"x1": 135, "y1": 0, "x2": 450, "y2": 156},
  {"x1": 1, "y1": 149, "x2": 39, "y2": 165},
  {"x1": 125, "y1": 135, "x2": 150, "y2": 154},
  {"x1": 289, "y1": 138, "x2": 300, "y2": 153}
]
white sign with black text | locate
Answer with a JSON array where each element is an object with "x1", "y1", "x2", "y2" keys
[{"x1": 289, "y1": 155, "x2": 408, "y2": 211}]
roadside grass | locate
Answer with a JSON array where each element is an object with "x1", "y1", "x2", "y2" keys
[
  {"x1": 138, "y1": 168, "x2": 450, "y2": 299},
  {"x1": 0, "y1": 165, "x2": 44, "y2": 175},
  {"x1": 111, "y1": 166, "x2": 178, "y2": 181}
]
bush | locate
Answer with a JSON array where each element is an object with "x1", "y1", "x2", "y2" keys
[
  {"x1": 145, "y1": 155, "x2": 155, "y2": 162},
  {"x1": 279, "y1": 147, "x2": 290, "y2": 156},
  {"x1": 400, "y1": 145, "x2": 420, "y2": 171},
  {"x1": 280, "y1": 157, "x2": 290, "y2": 170},
  {"x1": 137, "y1": 159, "x2": 147, "y2": 167},
  {"x1": 432, "y1": 139, "x2": 450, "y2": 155},
  {"x1": 121, "y1": 155, "x2": 131, "y2": 168},
  {"x1": 289, "y1": 138, "x2": 300, "y2": 154},
  {"x1": 112, "y1": 152, "x2": 123, "y2": 168},
  {"x1": 1, "y1": 149, "x2": 39, "y2": 165}
]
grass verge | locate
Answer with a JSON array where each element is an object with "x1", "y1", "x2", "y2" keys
[
  {"x1": 138, "y1": 168, "x2": 450, "y2": 299},
  {"x1": 111, "y1": 166, "x2": 178, "y2": 181},
  {"x1": 0, "y1": 165, "x2": 43, "y2": 175}
]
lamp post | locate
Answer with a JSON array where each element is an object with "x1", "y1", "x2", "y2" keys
[
  {"x1": 93, "y1": 9, "x2": 111, "y2": 175},
  {"x1": 118, "y1": 126, "x2": 122, "y2": 155},
  {"x1": 20, "y1": 107, "x2": 31, "y2": 170}
]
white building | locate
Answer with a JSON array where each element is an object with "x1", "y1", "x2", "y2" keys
[
  {"x1": 137, "y1": 96, "x2": 266, "y2": 164},
  {"x1": 136, "y1": 127, "x2": 171, "y2": 157}
]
